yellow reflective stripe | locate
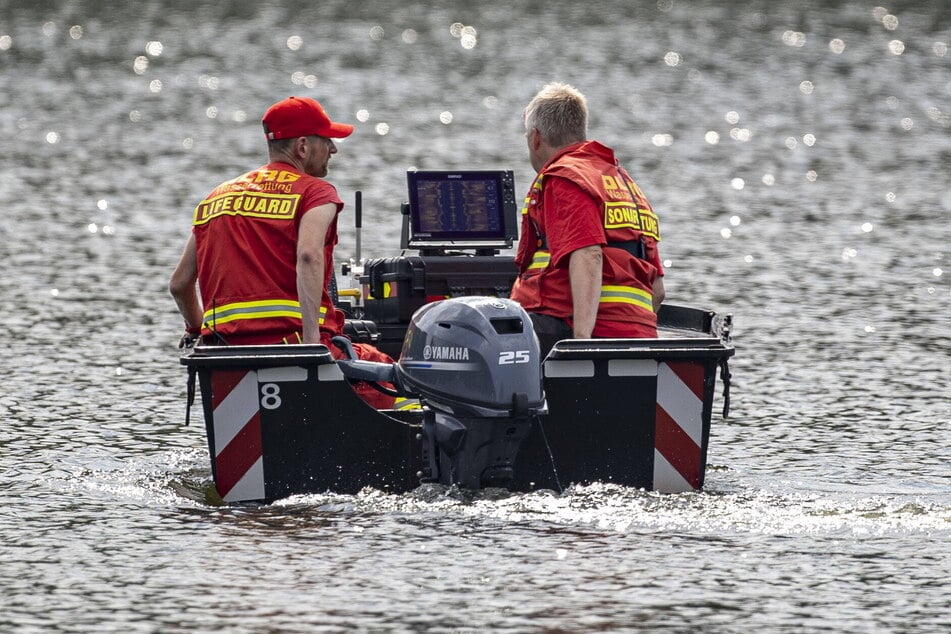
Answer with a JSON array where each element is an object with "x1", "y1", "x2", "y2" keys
[
  {"x1": 599, "y1": 285, "x2": 653, "y2": 311},
  {"x1": 281, "y1": 332, "x2": 303, "y2": 344},
  {"x1": 393, "y1": 397, "x2": 422, "y2": 411},
  {"x1": 521, "y1": 174, "x2": 544, "y2": 215},
  {"x1": 203, "y1": 299, "x2": 302, "y2": 325},
  {"x1": 318, "y1": 304, "x2": 328, "y2": 325},
  {"x1": 528, "y1": 250, "x2": 550, "y2": 270}
]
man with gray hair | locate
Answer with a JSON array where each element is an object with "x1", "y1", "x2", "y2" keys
[{"x1": 510, "y1": 82, "x2": 666, "y2": 357}]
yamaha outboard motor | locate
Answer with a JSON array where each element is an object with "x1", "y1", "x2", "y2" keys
[{"x1": 398, "y1": 297, "x2": 546, "y2": 489}]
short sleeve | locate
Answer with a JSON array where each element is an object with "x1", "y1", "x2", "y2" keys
[{"x1": 541, "y1": 176, "x2": 606, "y2": 268}]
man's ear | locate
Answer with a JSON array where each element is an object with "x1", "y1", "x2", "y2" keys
[{"x1": 529, "y1": 127, "x2": 542, "y2": 151}]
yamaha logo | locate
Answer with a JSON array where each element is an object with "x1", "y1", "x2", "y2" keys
[{"x1": 423, "y1": 344, "x2": 470, "y2": 361}]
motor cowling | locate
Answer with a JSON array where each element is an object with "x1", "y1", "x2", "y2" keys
[
  {"x1": 397, "y1": 296, "x2": 545, "y2": 418},
  {"x1": 396, "y1": 297, "x2": 546, "y2": 489}
]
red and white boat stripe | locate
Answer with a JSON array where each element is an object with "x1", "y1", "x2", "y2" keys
[
  {"x1": 210, "y1": 370, "x2": 265, "y2": 502},
  {"x1": 207, "y1": 365, "x2": 321, "y2": 502},
  {"x1": 653, "y1": 361, "x2": 705, "y2": 493}
]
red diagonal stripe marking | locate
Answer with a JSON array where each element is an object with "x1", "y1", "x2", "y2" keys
[
  {"x1": 214, "y1": 412, "x2": 262, "y2": 498},
  {"x1": 667, "y1": 361, "x2": 705, "y2": 401},
  {"x1": 212, "y1": 370, "x2": 248, "y2": 409},
  {"x1": 655, "y1": 404, "x2": 702, "y2": 489}
]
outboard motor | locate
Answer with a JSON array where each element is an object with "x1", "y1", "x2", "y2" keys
[
  {"x1": 334, "y1": 296, "x2": 545, "y2": 490},
  {"x1": 400, "y1": 297, "x2": 545, "y2": 489}
]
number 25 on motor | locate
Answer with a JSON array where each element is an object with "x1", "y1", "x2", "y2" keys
[{"x1": 498, "y1": 350, "x2": 530, "y2": 365}]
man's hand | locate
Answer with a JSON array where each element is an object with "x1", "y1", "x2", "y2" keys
[{"x1": 178, "y1": 330, "x2": 200, "y2": 349}]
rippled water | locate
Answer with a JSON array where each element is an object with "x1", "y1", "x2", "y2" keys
[{"x1": 2, "y1": 1, "x2": 949, "y2": 631}]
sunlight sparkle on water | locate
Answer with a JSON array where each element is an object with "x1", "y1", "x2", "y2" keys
[
  {"x1": 286, "y1": 36, "x2": 302, "y2": 51},
  {"x1": 451, "y1": 23, "x2": 478, "y2": 49},
  {"x1": 439, "y1": 111, "x2": 453, "y2": 124},
  {"x1": 782, "y1": 31, "x2": 806, "y2": 47},
  {"x1": 800, "y1": 81, "x2": 814, "y2": 95},
  {"x1": 763, "y1": 174, "x2": 775, "y2": 186},
  {"x1": 934, "y1": 268, "x2": 943, "y2": 277},
  {"x1": 356, "y1": 109, "x2": 370, "y2": 122},
  {"x1": 664, "y1": 51, "x2": 682, "y2": 66},
  {"x1": 291, "y1": 72, "x2": 317, "y2": 87},
  {"x1": 731, "y1": 178, "x2": 744, "y2": 190},
  {"x1": 829, "y1": 38, "x2": 846, "y2": 54},
  {"x1": 369, "y1": 26, "x2": 384, "y2": 41},
  {"x1": 69, "y1": 25, "x2": 83, "y2": 40},
  {"x1": 375, "y1": 123, "x2": 390, "y2": 135},
  {"x1": 45, "y1": 132, "x2": 59, "y2": 144},
  {"x1": 0, "y1": 35, "x2": 12, "y2": 50},
  {"x1": 401, "y1": 29, "x2": 418, "y2": 44},
  {"x1": 862, "y1": 222, "x2": 874, "y2": 233},
  {"x1": 705, "y1": 131, "x2": 720, "y2": 144},
  {"x1": 889, "y1": 40, "x2": 905, "y2": 55},
  {"x1": 730, "y1": 128, "x2": 751, "y2": 142},
  {"x1": 145, "y1": 41, "x2": 163, "y2": 57}
]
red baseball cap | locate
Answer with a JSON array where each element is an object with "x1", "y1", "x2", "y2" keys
[{"x1": 261, "y1": 96, "x2": 354, "y2": 140}]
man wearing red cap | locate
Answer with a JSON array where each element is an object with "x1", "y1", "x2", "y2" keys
[{"x1": 170, "y1": 96, "x2": 394, "y2": 408}]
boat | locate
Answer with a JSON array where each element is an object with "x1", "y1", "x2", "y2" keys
[{"x1": 178, "y1": 170, "x2": 735, "y2": 504}]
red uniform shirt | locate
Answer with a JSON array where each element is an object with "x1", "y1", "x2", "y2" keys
[
  {"x1": 511, "y1": 141, "x2": 663, "y2": 338},
  {"x1": 192, "y1": 161, "x2": 343, "y2": 345}
]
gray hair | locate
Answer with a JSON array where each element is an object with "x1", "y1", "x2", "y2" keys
[{"x1": 523, "y1": 82, "x2": 588, "y2": 148}]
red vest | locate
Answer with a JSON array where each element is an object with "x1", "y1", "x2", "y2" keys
[
  {"x1": 511, "y1": 141, "x2": 662, "y2": 335},
  {"x1": 192, "y1": 162, "x2": 343, "y2": 345}
]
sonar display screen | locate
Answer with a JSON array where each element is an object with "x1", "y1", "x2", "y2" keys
[
  {"x1": 415, "y1": 178, "x2": 500, "y2": 235},
  {"x1": 406, "y1": 171, "x2": 517, "y2": 248}
]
